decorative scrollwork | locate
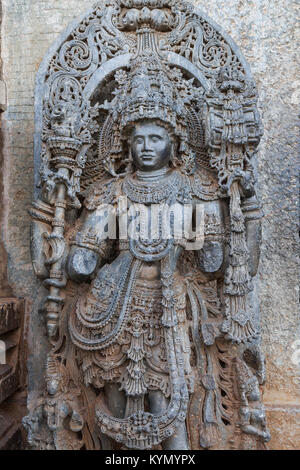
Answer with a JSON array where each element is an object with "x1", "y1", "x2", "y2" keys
[{"x1": 59, "y1": 40, "x2": 94, "y2": 74}]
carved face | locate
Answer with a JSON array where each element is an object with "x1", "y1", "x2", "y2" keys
[
  {"x1": 46, "y1": 378, "x2": 60, "y2": 396},
  {"x1": 130, "y1": 121, "x2": 173, "y2": 172}
]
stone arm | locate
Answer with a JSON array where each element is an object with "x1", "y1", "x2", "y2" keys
[
  {"x1": 67, "y1": 246, "x2": 100, "y2": 283},
  {"x1": 67, "y1": 205, "x2": 115, "y2": 283},
  {"x1": 230, "y1": 169, "x2": 263, "y2": 277},
  {"x1": 196, "y1": 195, "x2": 262, "y2": 278}
]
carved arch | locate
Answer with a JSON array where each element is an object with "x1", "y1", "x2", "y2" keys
[{"x1": 34, "y1": 0, "x2": 256, "y2": 196}]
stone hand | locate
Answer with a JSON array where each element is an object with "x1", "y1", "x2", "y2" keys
[
  {"x1": 67, "y1": 246, "x2": 100, "y2": 282},
  {"x1": 197, "y1": 240, "x2": 224, "y2": 274}
]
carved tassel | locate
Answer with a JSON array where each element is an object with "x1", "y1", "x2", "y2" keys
[
  {"x1": 222, "y1": 182, "x2": 257, "y2": 343},
  {"x1": 125, "y1": 359, "x2": 147, "y2": 396},
  {"x1": 127, "y1": 334, "x2": 145, "y2": 363},
  {"x1": 122, "y1": 329, "x2": 147, "y2": 397},
  {"x1": 161, "y1": 258, "x2": 178, "y2": 328}
]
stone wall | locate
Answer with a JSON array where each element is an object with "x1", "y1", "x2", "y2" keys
[{"x1": 0, "y1": 0, "x2": 299, "y2": 449}]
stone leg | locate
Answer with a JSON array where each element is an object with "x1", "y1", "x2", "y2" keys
[
  {"x1": 148, "y1": 390, "x2": 190, "y2": 450},
  {"x1": 100, "y1": 383, "x2": 127, "y2": 450},
  {"x1": 104, "y1": 383, "x2": 127, "y2": 418}
]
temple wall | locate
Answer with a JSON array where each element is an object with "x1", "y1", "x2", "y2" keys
[{"x1": 0, "y1": 0, "x2": 299, "y2": 449}]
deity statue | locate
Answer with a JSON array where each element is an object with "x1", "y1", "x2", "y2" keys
[{"x1": 25, "y1": 0, "x2": 269, "y2": 450}]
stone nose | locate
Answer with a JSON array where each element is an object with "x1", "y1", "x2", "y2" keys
[{"x1": 142, "y1": 137, "x2": 152, "y2": 151}]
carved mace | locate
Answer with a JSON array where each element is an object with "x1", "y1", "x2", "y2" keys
[{"x1": 44, "y1": 136, "x2": 82, "y2": 338}]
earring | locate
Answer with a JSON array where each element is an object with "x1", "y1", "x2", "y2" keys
[
  {"x1": 181, "y1": 150, "x2": 196, "y2": 175},
  {"x1": 171, "y1": 141, "x2": 180, "y2": 168},
  {"x1": 125, "y1": 147, "x2": 134, "y2": 174}
]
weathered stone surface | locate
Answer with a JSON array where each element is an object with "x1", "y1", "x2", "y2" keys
[
  {"x1": 0, "y1": 364, "x2": 12, "y2": 381},
  {"x1": 0, "y1": 299, "x2": 21, "y2": 335},
  {"x1": 0, "y1": 414, "x2": 22, "y2": 450},
  {"x1": 0, "y1": 0, "x2": 298, "y2": 450},
  {"x1": 0, "y1": 296, "x2": 25, "y2": 445},
  {"x1": 0, "y1": 79, "x2": 6, "y2": 112},
  {"x1": 191, "y1": 1, "x2": 300, "y2": 410},
  {"x1": 0, "y1": 368, "x2": 18, "y2": 404}
]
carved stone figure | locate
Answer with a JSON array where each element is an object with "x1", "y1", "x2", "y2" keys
[{"x1": 25, "y1": 0, "x2": 269, "y2": 450}]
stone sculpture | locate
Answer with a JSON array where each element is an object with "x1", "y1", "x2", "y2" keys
[{"x1": 24, "y1": 0, "x2": 270, "y2": 450}]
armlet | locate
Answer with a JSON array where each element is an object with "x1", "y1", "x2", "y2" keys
[{"x1": 71, "y1": 232, "x2": 111, "y2": 258}]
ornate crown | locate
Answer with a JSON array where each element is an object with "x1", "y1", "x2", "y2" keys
[
  {"x1": 117, "y1": 54, "x2": 185, "y2": 135},
  {"x1": 99, "y1": 51, "x2": 206, "y2": 176}
]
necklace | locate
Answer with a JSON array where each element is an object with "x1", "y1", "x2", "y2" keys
[{"x1": 123, "y1": 170, "x2": 181, "y2": 204}]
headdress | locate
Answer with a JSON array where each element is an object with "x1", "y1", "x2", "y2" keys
[{"x1": 98, "y1": 51, "x2": 206, "y2": 176}]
